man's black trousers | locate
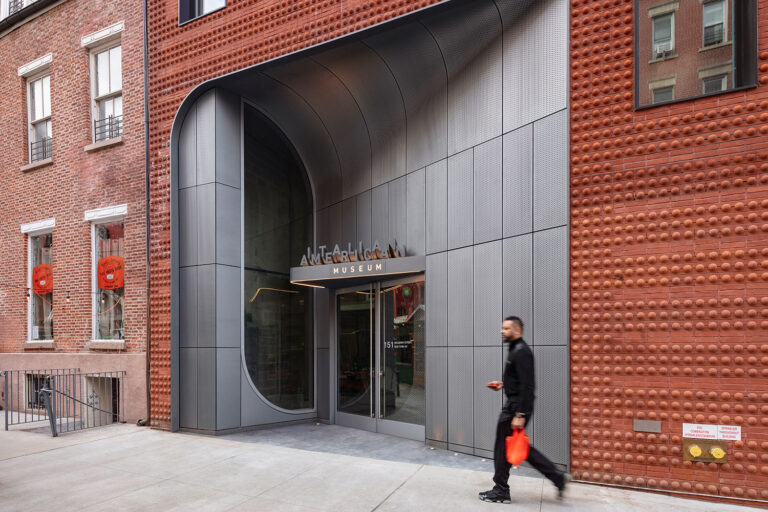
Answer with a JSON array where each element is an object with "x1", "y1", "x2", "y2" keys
[{"x1": 492, "y1": 415, "x2": 563, "y2": 491}]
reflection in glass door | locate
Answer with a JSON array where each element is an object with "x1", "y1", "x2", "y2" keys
[{"x1": 336, "y1": 277, "x2": 425, "y2": 440}]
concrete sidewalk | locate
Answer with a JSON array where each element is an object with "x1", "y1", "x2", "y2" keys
[{"x1": 0, "y1": 423, "x2": 759, "y2": 512}]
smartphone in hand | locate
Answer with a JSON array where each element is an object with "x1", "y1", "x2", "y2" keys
[{"x1": 486, "y1": 380, "x2": 502, "y2": 390}]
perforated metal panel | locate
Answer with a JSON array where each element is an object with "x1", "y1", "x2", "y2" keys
[
  {"x1": 533, "y1": 109, "x2": 568, "y2": 231},
  {"x1": 196, "y1": 184, "x2": 216, "y2": 265},
  {"x1": 503, "y1": 124, "x2": 533, "y2": 238},
  {"x1": 473, "y1": 137, "x2": 502, "y2": 244},
  {"x1": 425, "y1": 159, "x2": 447, "y2": 254},
  {"x1": 448, "y1": 346, "x2": 473, "y2": 447},
  {"x1": 473, "y1": 241, "x2": 502, "y2": 346},
  {"x1": 197, "y1": 347, "x2": 216, "y2": 431},
  {"x1": 356, "y1": 190, "x2": 372, "y2": 248},
  {"x1": 502, "y1": 0, "x2": 568, "y2": 132},
  {"x1": 179, "y1": 187, "x2": 197, "y2": 268},
  {"x1": 215, "y1": 265, "x2": 239, "y2": 349},
  {"x1": 447, "y1": 247, "x2": 473, "y2": 347},
  {"x1": 179, "y1": 348, "x2": 197, "y2": 429},
  {"x1": 195, "y1": 89, "x2": 216, "y2": 186},
  {"x1": 426, "y1": 346, "x2": 448, "y2": 442},
  {"x1": 364, "y1": 23, "x2": 447, "y2": 172},
  {"x1": 388, "y1": 176, "x2": 406, "y2": 248},
  {"x1": 314, "y1": 42, "x2": 407, "y2": 188},
  {"x1": 406, "y1": 168, "x2": 426, "y2": 256},
  {"x1": 371, "y1": 184, "x2": 389, "y2": 245},
  {"x1": 215, "y1": 184, "x2": 240, "y2": 267},
  {"x1": 179, "y1": 266, "x2": 197, "y2": 348},
  {"x1": 533, "y1": 227, "x2": 568, "y2": 346},
  {"x1": 216, "y1": 348, "x2": 241, "y2": 430},
  {"x1": 423, "y1": 0, "x2": 503, "y2": 155},
  {"x1": 473, "y1": 346, "x2": 504, "y2": 451},
  {"x1": 196, "y1": 265, "x2": 216, "y2": 349},
  {"x1": 447, "y1": 149, "x2": 473, "y2": 250},
  {"x1": 179, "y1": 106, "x2": 196, "y2": 189},
  {"x1": 533, "y1": 345, "x2": 568, "y2": 465},
  {"x1": 426, "y1": 252, "x2": 447, "y2": 347},
  {"x1": 502, "y1": 234, "x2": 533, "y2": 341}
]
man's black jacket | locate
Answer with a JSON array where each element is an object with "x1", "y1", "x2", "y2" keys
[{"x1": 500, "y1": 337, "x2": 535, "y2": 421}]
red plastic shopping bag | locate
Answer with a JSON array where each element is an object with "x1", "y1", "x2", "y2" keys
[{"x1": 506, "y1": 428, "x2": 529, "y2": 466}]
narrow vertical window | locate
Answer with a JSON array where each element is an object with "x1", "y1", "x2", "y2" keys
[
  {"x1": 703, "y1": 1, "x2": 726, "y2": 47},
  {"x1": 652, "y1": 13, "x2": 673, "y2": 58},
  {"x1": 94, "y1": 222, "x2": 125, "y2": 340},
  {"x1": 27, "y1": 74, "x2": 51, "y2": 162},
  {"x1": 29, "y1": 232, "x2": 53, "y2": 340},
  {"x1": 92, "y1": 45, "x2": 122, "y2": 142}
]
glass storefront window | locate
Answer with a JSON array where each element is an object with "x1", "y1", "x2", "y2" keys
[
  {"x1": 30, "y1": 233, "x2": 53, "y2": 340},
  {"x1": 95, "y1": 222, "x2": 124, "y2": 340},
  {"x1": 243, "y1": 105, "x2": 314, "y2": 410}
]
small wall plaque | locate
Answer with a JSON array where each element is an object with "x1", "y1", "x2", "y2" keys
[{"x1": 633, "y1": 419, "x2": 661, "y2": 433}]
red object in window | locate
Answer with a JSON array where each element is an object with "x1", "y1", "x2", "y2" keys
[
  {"x1": 32, "y1": 264, "x2": 53, "y2": 295},
  {"x1": 505, "y1": 429, "x2": 529, "y2": 467},
  {"x1": 98, "y1": 256, "x2": 125, "y2": 290}
]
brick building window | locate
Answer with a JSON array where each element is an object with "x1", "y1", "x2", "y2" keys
[
  {"x1": 702, "y1": 0, "x2": 726, "y2": 47},
  {"x1": 29, "y1": 232, "x2": 53, "y2": 341},
  {"x1": 92, "y1": 220, "x2": 125, "y2": 340},
  {"x1": 702, "y1": 74, "x2": 727, "y2": 93},
  {"x1": 652, "y1": 13, "x2": 674, "y2": 59},
  {"x1": 179, "y1": 0, "x2": 225, "y2": 25},
  {"x1": 92, "y1": 45, "x2": 122, "y2": 142},
  {"x1": 652, "y1": 86, "x2": 674, "y2": 104},
  {"x1": 27, "y1": 74, "x2": 52, "y2": 162}
]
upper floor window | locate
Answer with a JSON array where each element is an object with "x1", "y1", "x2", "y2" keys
[
  {"x1": 27, "y1": 74, "x2": 51, "y2": 162},
  {"x1": 179, "y1": 0, "x2": 225, "y2": 25},
  {"x1": 703, "y1": 0, "x2": 726, "y2": 46},
  {"x1": 635, "y1": 0, "x2": 757, "y2": 108},
  {"x1": 92, "y1": 45, "x2": 122, "y2": 142}
]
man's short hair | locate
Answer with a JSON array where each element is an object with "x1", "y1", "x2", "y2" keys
[{"x1": 504, "y1": 316, "x2": 524, "y2": 331}]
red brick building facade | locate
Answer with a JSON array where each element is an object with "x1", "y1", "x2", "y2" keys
[{"x1": 0, "y1": 0, "x2": 147, "y2": 422}]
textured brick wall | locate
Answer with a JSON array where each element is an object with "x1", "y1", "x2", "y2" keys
[
  {"x1": 146, "y1": 0, "x2": 443, "y2": 428},
  {"x1": 570, "y1": 0, "x2": 768, "y2": 502},
  {"x1": 0, "y1": 0, "x2": 147, "y2": 353}
]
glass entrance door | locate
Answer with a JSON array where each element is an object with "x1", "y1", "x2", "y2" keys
[{"x1": 336, "y1": 277, "x2": 425, "y2": 440}]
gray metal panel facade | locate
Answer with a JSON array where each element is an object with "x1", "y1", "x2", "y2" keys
[
  {"x1": 448, "y1": 347, "x2": 473, "y2": 447},
  {"x1": 342, "y1": 197, "x2": 357, "y2": 248},
  {"x1": 503, "y1": 234, "x2": 533, "y2": 339},
  {"x1": 216, "y1": 348, "x2": 241, "y2": 430},
  {"x1": 426, "y1": 346, "x2": 447, "y2": 442},
  {"x1": 447, "y1": 150, "x2": 473, "y2": 250},
  {"x1": 406, "y1": 168, "x2": 425, "y2": 256},
  {"x1": 179, "y1": 347, "x2": 197, "y2": 429},
  {"x1": 179, "y1": 267, "x2": 197, "y2": 348},
  {"x1": 473, "y1": 137, "x2": 502, "y2": 245},
  {"x1": 196, "y1": 265, "x2": 216, "y2": 348},
  {"x1": 356, "y1": 190, "x2": 372, "y2": 248},
  {"x1": 317, "y1": 348, "x2": 330, "y2": 420},
  {"x1": 503, "y1": 124, "x2": 533, "y2": 238},
  {"x1": 534, "y1": 345, "x2": 569, "y2": 465},
  {"x1": 533, "y1": 226, "x2": 568, "y2": 346},
  {"x1": 388, "y1": 176, "x2": 407, "y2": 248},
  {"x1": 196, "y1": 183, "x2": 216, "y2": 265},
  {"x1": 179, "y1": 187, "x2": 197, "y2": 268},
  {"x1": 216, "y1": 265, "x2": 240, "y2": 348},
  {"x1": 426, "y1": 252, "x2": 447, "y2": 347},
  {"x1": 425, "y1": 159, "x2": 447, "y2": 254},
  {"x1": 371, "y1": 184, "x2": 389, "y2": 245},
  {"x1": 214, "y1": 89, "x2": 242, "y2": 189},
  {"x1": 473, "y1": 346, "x2": 503, "y2": 452},
  {"x1": 178, "y1": 106, "x2": 196, "y2": 189},
  {"x1": 533, "y1": 109, "x2": 568, "y2": 231},
  {"x1": 215, "y1": 184, "x2": 240, "y2": 268},
  {"x1": 195, "y1": 89, "x2": 216, "y2": 186},
  {"x1": 447, "y1": 247, "x2": 473, "y2": 347},
  {"x1": 473, "y1": 241, "x2": 502, "y2": 347},
  {"x1": 197, "y1": 347, "x2": 216, "y2": 430}
]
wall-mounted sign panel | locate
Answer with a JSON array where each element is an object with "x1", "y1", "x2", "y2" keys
[{"x1": 290, "y1": 254, "x2": 425, "y2": 288}]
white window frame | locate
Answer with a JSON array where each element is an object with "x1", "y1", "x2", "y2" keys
[
  {"x1": 652, "y1": 86, "x2": 675, "y2": 104},
  {"x1": 702, "y1": 74, "x2": 727, "y2": 94},
  {"x1": 85, "y1": 205, "x2": 126, "y2": 342},
  {"x1": 21, "y1": 55, "x2": 53, "y2": 163},
  {"x1": 89, "y1": 42, "x2": 123, "y2": 143},
  {"x1": 21, "y1": 218, "x2": 55, "y2": 342},
  {"x1": 702, "y1": 0, "x2": 728, "y2": 47},
  {"x1": 652, "y1": 12, "x2": 675, "y2": 58}
]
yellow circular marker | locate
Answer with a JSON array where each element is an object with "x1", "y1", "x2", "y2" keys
[
  {"x1": 689, "y1": 444, "x2": 702, "y2": 457},
  {"x1": 710, "y1": 447, "x2": 725, "y2": 459}
]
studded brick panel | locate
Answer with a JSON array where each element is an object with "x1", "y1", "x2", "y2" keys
[
  {"x1": 570, "y1": 0, "x2": 768, "y2": 503},
  {"x1": 146, "y1": 1, "x2": 443, "y2": 428}
]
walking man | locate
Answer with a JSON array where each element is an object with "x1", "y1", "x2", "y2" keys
[{"x1": 479, "y1": 316, "x2": 570, "y2": 504}]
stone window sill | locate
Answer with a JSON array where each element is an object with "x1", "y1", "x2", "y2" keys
[
  {"x1": 648, "y1": 54, "x2": 678, "y2": 64},
  {"x1": 87, "y1": 340, "x2": 125, "y2": 350},
  {"x1": 699, "y1": 41, "x2": 731, "y2": 52},
  {"x1": 21, "y1": 158, "x2": 53, "y2": 172},
  {"x1": 23, "y1": 340, "x2": 55, "y2": 349},
  {"x1": 84, "y1": 136, "x2": 123, "y2": 152}
]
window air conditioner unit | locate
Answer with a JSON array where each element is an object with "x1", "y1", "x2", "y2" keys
[{"x1": 654, "y1": 42, "x2": 672, "y2": 59}]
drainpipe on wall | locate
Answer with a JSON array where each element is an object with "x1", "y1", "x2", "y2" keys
[{"x1": 140, "y1": 0, "x2": 151, "y2": 427}]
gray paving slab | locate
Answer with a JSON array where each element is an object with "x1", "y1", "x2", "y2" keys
[{"x1": 0, "y1": 423, "x2": 761, "y2": 512}]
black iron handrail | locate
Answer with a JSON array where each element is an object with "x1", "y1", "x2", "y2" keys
[
  {"x1": 94, "y1": 115, "x2": 122, "y2": 142},
  {"x1": 30, "y1": 137, "x2": 52, "y2": 162}
]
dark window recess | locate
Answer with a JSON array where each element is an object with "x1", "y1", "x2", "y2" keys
[
  {"x1": 703, "y1": 75, "x2": 726, "y2": 94},
  {"x1": 9, "y1": 0, "x2": 23, "y2": 15},
  {"x1": 703, "y1": 24, "x2": 724, "y2": 46},
  {"x1": 179, "y1": 0, "x2": 225, "y2": 24},
  {"x1": 652, "y1": 87, "x2": 674, "y2": 104},
  {"x1": 94, "y1": 115, "x2": 123, "y2": 142},
  {"x1": 30, "y1": 137, "x2": 52, "y2": 162}
]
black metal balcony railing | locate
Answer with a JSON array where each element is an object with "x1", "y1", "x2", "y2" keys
[
  {"x1": 8, "y1": 0, "x2": 24, "y2": 15},
  {"x1": 30, "y1": 137, "x2": 52, "y2": 162},
  {"x1": 94, "y1": 115, "x2": 122, "y2": 142},
  {"x1": 704, "y1": 24, "x2": 724, "y2": 47}
]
